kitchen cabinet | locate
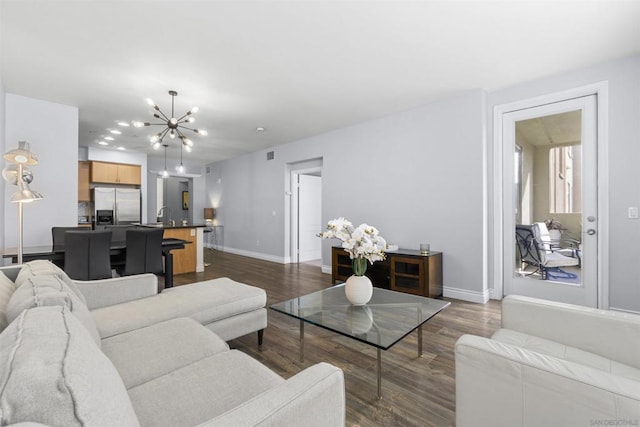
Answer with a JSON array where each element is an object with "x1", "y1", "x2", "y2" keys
[
  {"x1": 78, "y1": 161, "x2": 91, "y2": 201},
  {"x1": 90, "y1": 161, "x2": 141, "y2": 185}
]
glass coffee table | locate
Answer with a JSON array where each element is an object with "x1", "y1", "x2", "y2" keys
[{"x1": 270, "y1": 283, "x2": 450, "y2": 399}]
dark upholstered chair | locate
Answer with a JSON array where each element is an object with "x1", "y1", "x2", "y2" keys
[
  {"x1": 64, "y1": 230, "x2": 113, "y2": 280},
  {"x1": 52, "y1": 226, "x2": 88, "y2": 247},
  {"x1": 124, "y1": 228, "x2": 164, "y2": 276},
  {"x1": 52, "y1": 226, "x2": 89, "y2": 267},
  {"x1": 95, "y1": 225, "x2": 137, "y2": 274}
]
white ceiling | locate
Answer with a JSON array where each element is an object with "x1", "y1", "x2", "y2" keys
[
  {"x1": 2, "y1": 1, "x2": 640, "y2": 165},
  {"x1": 517, "y1": 110, "x2": 582, "y2": 147}
]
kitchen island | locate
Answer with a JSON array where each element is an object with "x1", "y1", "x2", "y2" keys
[{"x1": 134, "y1": 223, "x2": 207, "y2": 274}]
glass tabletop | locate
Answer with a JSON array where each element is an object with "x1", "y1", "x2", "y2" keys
[{"x1": 270, "y1": 284, "x2": 450, "y2": 350}]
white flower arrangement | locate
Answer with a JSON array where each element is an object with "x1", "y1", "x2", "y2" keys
[{"x1": 319, "y1": 217, "x2": 387, "y2": 275}]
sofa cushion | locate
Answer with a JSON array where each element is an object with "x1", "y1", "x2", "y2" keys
[
  {"x1": 102, "y1": 317, "x2": 230, "y2": 389},
  {"x1": 0, "y1": 271, "x2": 16, "y2": 333},
  {"x1": 0, "y1": 306, "x2": 139, "y2": 426},
  {"x1": 15, "y1": 260, "x2": 88, "y2": 306},
  {"x1": 6, "y1": 275, "x2": 101, "y2": 347},
  {"x1": 492, "y1": 328, "x2": 640, "y2": 381},
  {"x1": 128, "y1": 349, "x2": 283, "y2": 427},
  {"x1": 92, "y1": 277, "x2": 266, "y2": 338}
]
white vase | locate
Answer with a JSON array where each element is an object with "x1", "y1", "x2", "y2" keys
[{"x1": 345, "y1": 275, "x2": 373, "y2": 305}]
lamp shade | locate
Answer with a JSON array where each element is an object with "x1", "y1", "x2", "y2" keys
[
  {"x1": 11, "y1": 179, "x2": 43, "y2": 203},
  {"x1": 204, "y1": 208, "x2": 215, "y2": 220},
  {"x1": 2, "y1": 164, "x2": 34, "y2": 185},
  {"x1": 4, "y1": 141, "x2": 38, "y2": 165}
]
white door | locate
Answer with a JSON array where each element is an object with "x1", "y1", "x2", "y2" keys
[
  {"x1": 298, "y1": 174, "x2": 322, "y2": 262},
  {"x1": 503, "y1": 95, "x2": 598, "y2": 307}
]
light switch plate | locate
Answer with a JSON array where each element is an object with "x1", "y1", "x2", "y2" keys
[{"x1": 628, "y1": 207, "x2": 639, "y2": 219}]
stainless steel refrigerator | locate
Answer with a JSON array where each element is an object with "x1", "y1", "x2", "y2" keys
[{"x1": 92, "y1": 187, "x2": 141, "y2": 225}]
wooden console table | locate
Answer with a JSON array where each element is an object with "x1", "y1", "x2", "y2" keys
[{"x1": 331, "y1": 246, "x2": 443, "y2": 298}]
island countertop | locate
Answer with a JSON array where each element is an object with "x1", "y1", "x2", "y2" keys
[{"x1": 133, "y1": 222, "x2": 208, "y2": 229}]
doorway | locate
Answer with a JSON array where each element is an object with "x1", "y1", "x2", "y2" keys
[
  {"x1": 494, "y1": 86, "x2": 608, "y2": 308},
  {"x1": 290, "y1": 166, "x2": 322, "y2": 264}
]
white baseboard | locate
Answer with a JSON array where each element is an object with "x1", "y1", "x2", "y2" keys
[
  {"x1": 443, "y1": 286, "x2": 490, "y2": 304},
  {"x1": 220, "y1": 246, "x2": 288, "y2": 264},
  {"x1": 321, "y1": 265, "x2": 332, "y2": 274}
]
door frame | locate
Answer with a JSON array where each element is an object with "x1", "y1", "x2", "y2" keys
[
  {"x1": 491, "y1": 82, "x2": 609, "y2": 308},
  {"x1": 289, "y1": 166, "x2": 323, "y2": 264}
]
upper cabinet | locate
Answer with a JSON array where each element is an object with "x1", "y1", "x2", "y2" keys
[
  {"x1": 78, "y1": 161, "x2": 91, "y2": 201},
  {"x1": 90, "y1": 161, "x2": 141, "y2": 185}
]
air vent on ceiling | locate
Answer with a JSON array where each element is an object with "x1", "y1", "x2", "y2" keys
[{"x1": 266, "y1": 151, "x2": 275, "y2": 161}]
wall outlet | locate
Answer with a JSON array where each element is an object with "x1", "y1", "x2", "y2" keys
[
  {"x1": 190, "y1": 229, "x2": 196, "y2": 236},
  {"x1": 628, "y1": 207, "x2": 639, "y2": 219}
]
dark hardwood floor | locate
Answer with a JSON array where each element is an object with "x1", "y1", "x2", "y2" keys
[{"x1": 169, "y1": 249, "x2": 502, "y2": 427}]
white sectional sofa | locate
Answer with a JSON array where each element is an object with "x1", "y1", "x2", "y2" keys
[
  {"x1": 455, "y1": 295, "x2": 640, "y2": 427},
  {"x1": 0, "y1": 261, "x2": 345, "y2": 426}
]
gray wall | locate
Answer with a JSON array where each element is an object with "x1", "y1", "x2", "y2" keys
[
  {"x1": 3, "y1": 94, "x2": 78, "y2": 247},
  {"x1": 0, "y1": 78, "x2": 5, "y2": 252},
  {"x1": 206, "y1": 90, "x2": 487, "y2": 300},
  {"x1": 487, "y1": 55, "x2": 640, "y2": 312},
  {"x1": 146, "y1": 156, "x2": 206, "y2": 225}
]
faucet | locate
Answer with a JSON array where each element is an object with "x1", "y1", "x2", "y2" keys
[{"x1": 157, "y1": 206, "x2": 172, "y2": 223}]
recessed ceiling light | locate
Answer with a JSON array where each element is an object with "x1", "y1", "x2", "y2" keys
[
  {"x1": 104, "y1": 136, "x2": 115, "y2": 141},
  {"x1": 117, "y1": 121, "x2": 130, "y2": 127},
  {"x1": 110, "y1": 129, "x2": 122, "y2": 135},
  {"x1": 98, "y1": 141, "x2": 109, "y2": 146},
  {"x1": 116, "y1": 146, "x2": 126, "y2": 150},
  {"x1": 256, "y1": 127, "x2": 266, "y2": 132}
]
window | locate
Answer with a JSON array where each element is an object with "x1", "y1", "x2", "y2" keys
[{"x1": 549, "y1": 145, "x2": 581, "y2": 213}]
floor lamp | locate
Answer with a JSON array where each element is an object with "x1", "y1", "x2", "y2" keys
[{"x1": 2, "y1": 141, "x2": 43, "y2": 264}]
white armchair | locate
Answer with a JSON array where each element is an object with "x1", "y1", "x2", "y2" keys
[{"x1": 455, "y1": 295, "x2": 640, "y2": 427}]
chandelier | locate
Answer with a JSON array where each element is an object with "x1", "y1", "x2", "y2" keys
[{"x1": 133, "y1": 90, "x2": 208, "y2": 152}]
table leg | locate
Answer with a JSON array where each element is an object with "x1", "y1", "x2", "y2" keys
[
  {"x1": 163, "y1": 252, "x2": 174, "y2": 288},
  {"x1": 418, "y1": 324, "x2": 423, "y2": 357},
  {"x1": 377, "y1": 348, "x2": 382, "y2": 400},
  {"x1": 300, "y1": 320, "x2": 305, "y2": 363}
]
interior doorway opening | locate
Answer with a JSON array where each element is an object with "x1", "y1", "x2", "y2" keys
[{"x1": 286, "y1": 158, "x2": 323, "y2": 266}]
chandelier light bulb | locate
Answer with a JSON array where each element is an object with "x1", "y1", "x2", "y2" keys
[
  {"x1": 195, "y1": 129, "x2": 208, "y2": 136},
  {"x1": 183, "y1": 138, "x2": 193, "y2": 147},
  {"x1": 132, "y1": 121, "x2": 145, "y2": 128},
  {"x1": 161, "y1": 169, "x2": 169, "y2": 178},
  {"x1": 191, "y1": 106, "x2": 199, "y2": 113},
  {"x1": 176, "y1": 163, "x2": 185, "y2": 173},
  {"x1": 185, "y1": 145, "x2": 192, "y2": 153},
  {"x1": 150, "y1": 135, "x2": 159, "y2": 143},
  {"x1": 187, "y1": 117, "x2": 195, "y2": 123},
  {"x1": 170, "y1": 130, "x2": 175, "y2": 139},
  {"x1": 152, "y1": 142, "x2": 161, "y2": 150},
  {"x1": 146, "y1": 98, "x2": 155, "y2": 106}
]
